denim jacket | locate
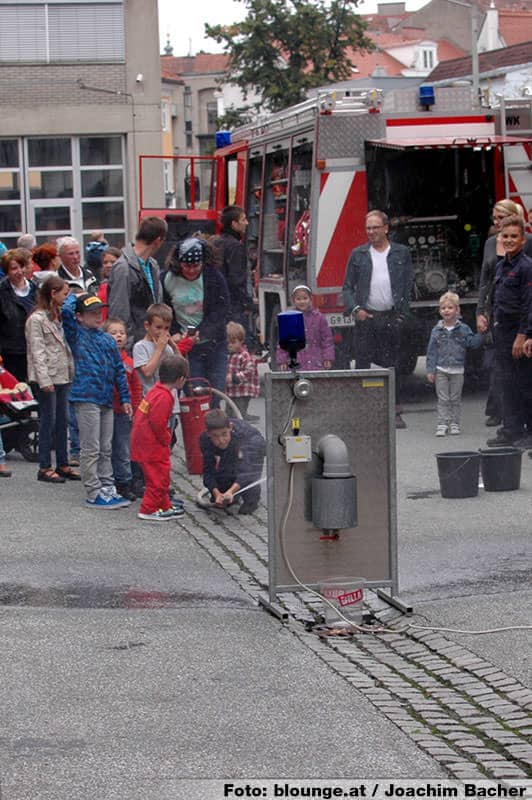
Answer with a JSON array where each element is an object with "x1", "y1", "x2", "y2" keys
[
  {"x1": 426, "y1": 319, "x2": 484, "y2": 374},
  {"x1": 342, "y1": 242, "x2": 413, "y2": 318}
]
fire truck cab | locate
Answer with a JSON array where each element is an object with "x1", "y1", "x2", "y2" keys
[{"x1": 140, "y1": 86, "x2": 532, "y2": 371}]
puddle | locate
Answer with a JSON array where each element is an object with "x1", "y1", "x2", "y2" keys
[{"x1": 0, "y1": 583, "x2": 250, "y2": 609}]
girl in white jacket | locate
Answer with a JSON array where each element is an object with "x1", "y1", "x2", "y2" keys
[{"x1": 25, "y1": 275, "x2": 79, "y2": 484}]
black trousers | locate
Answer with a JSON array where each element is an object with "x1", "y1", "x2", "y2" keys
[
  {"x1": 494, "y1": 325, "x2": 532, "y2": 437},
  {"x1": 354, "y1": 311, "x2": 401, "y2": 404},
  {"x1": 483, "y1": 345, "x2": 502, "y2": 419}
]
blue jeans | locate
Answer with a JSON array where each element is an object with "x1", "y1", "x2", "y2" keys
[
  {"x1": 69, "y1": 399, "x2": 80, "y2": 457},
  {"x1": 112, "y1": 412, "x2": 132, "y2": 484},
  {"x1": 188, "y1": 341, "x2": 228, "y2": 409},
  {"x1": 38, "y1": 383, "x2": 69, "y2": 469},
  {"x1": 0, "y1": 429, "x2": 6, "y2": 464}
]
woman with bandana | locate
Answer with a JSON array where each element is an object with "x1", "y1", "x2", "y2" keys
[{"x1": 162, "y1": 237, "x2": 230, "y2": 407}]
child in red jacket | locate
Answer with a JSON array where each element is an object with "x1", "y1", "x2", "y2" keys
[
  {"x1": 131, "y1": 354, "x2": 189, "y2": 522},
  {"x1": 104, "y1": 317, "x2": 143, "y2": 501}
]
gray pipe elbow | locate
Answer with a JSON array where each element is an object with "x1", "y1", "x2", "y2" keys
[{"x1": 316, "y1": 434, "x2": 353, "y2": 478}]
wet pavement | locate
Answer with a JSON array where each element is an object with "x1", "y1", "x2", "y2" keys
[{"x1": 0, "y1": 366, "x2": 530, "y2": 798}]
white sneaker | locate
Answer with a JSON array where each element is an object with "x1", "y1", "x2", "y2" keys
[
  {"x1": 435, "y1": 425, "x2": 447, "y2": 436},
  {"x1": 449, "y1": 424, "x2": 461, "y2": 435},
  {"x1": 137, "y1": 508, "x2": 177, "y2": 522}
]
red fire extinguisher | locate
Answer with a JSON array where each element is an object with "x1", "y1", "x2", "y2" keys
[{"x1": 180, "y1": 378, "x2": 212, "y2": 474}]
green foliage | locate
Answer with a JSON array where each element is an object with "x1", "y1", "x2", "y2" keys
[
  {"x1": 205, "y1": 0, "x2": 374, "y2": 113},
  {"x1": 216, "y1": 105, "x2": 255, "y2": 130}
]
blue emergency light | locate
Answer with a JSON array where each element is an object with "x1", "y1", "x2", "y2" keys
[
  {"x1": 278, "y1": 310, "x2": 306, "y2": 369},
  {"x1": 419, "y1": 85, "x2": 435, "y2": 109},
  {"x1": 215, "y1": 130, "x2": 232, "y2": 148}
]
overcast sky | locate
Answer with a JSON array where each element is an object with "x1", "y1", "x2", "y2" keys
[{"x1": 157, "y1": 0, "x2": 426, "y2": 57}]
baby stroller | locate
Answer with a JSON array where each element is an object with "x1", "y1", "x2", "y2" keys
[{"x1": 0, "y1": 385, "x2": 39, "y2": 462}]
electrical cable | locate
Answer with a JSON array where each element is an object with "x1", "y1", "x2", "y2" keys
[
  {"x1": 278, "y1": 465, "x2": 532, "y2": 637},
  {"x1": 405, "y1": 622, "x2": 532, "y2": 635},
  {"x1": 275, "y1": 398, "x2": 530, "y2": 638},
  {"x1": 278, "y1": 395, "x2": 296, "y2": 447}
]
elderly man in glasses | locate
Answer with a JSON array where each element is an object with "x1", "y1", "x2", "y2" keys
[{"x1": 342, "y1": 209, "x2": 413, "y2": 429}]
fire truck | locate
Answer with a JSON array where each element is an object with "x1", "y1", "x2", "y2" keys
[{"x1": 139, "y1": 86, "x2": 532, "y2": 371}]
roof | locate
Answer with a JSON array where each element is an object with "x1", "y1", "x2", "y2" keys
[
  {"x1": 347, "y1": 49, "x2": 405, "y2": 77},
  {"x1": 160, "y1": 53, "x2": 228, "y2": 79},
  {"x1": 498, "y1": 9, "x2": 532, "y2": 46},
  {"x1": 361, "y1": 12, "x2": 411, "y2": 32},
  {"x1": 427, "y1": 39, "x2": 532, "y2": 81},
  {"x1": 437, "y1": 39, "x2": 467, "y2": 62}
]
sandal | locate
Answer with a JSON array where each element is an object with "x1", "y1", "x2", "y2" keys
[
  {"x1": 37, "y1": 468, "x2": 66, "y2": 484},
  {"x1": 56, "y1": 466, "x2": 81, "y2": 481}
]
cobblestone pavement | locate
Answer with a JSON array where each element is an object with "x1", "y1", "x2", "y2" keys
[{"x1": 170, "y1": 453, "x2": 532, "y2": 783}]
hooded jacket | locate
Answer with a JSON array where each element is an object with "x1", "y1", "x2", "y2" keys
[{"x1": 107, "y1": 243, "x2": 163, "y2": 348}]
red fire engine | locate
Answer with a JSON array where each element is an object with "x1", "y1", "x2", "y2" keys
[{"x1": 140, "y1": 87, "x2": 532, "y2": 371}]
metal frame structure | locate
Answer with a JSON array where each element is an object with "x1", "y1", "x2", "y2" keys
[{"x1": 265, "y1": 369, "x2": 398, "y2": 603}]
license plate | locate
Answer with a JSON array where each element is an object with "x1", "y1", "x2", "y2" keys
[{"x1": 326, "y1": 313, "x2": 355, "y2": 327}]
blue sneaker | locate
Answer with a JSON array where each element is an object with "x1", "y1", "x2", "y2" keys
[
  {"x1": 86, "y1": 491, "x2": 130, "y2": 509},
  {"x1": 168, "y1": 504, "x2": 184, "y2": 517}
]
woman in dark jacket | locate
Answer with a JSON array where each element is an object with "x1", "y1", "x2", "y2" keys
[
  {"x1": 162, "y1": 237, "x2": 230, "y2": 407},
  {"x1": 0, "y1": 249, "x2": 37, "y2": 381}
]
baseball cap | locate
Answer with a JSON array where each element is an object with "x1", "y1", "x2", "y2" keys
[{"x1": 75, "y1": 293, "x2": 108, "y2": 313}]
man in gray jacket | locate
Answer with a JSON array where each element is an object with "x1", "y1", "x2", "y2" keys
[
  {"x1": 108, "y1": 217, "x2": 167, "y2": 349},
  {"x1": 343, "y1": 209, "x2": 413, "y2": 428}
]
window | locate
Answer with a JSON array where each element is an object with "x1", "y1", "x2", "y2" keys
[
  {"x1": 0, "y1": 2, "x2": 125, "y2": 63},
  {"x1": 0, "y1": 139, "x2": 22, "y2": 244},
  {"x1": 0, "y1": 134, "x2": 126, "y2": 247},
  {"x1": 207, "y1": 101, "x2": 218, "y2": 135},
  {"x1": 81, "y1": 169, "x2": 123, "y2": 197},
  {"x1": 161, "y1": 102, "x2": 169, "y2": 133},
  {"x1": 80, "y1": 136, "x2": 122, "y2": 166},
  {"x1": 28, "y1": 138, "x2": 72, "y2": 168},
  {"x1": 421, "y1": 47, "x2": 436, "y2": 70}
]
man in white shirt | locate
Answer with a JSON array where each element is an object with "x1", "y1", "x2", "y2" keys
[{"x1": 342, "y1": 210, "x2": 413, "y2": 428}]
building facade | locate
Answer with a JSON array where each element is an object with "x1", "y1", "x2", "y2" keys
[{"x1": 0, "y1": 0, "x2": 162, "y2": 250}]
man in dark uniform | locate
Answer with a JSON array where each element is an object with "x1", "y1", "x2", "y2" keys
[
  {"x1": 215, "y1": 205, "x2": 255, "y2": 329},
  {"x1": 487, "y1": 214, "x2": 532, "y2": 447},
  {"x1": 342, "y1": 210, "x2": 413, "y2": 429},
  {"x1": 199, "y1": 408, "x2": 265, "y2": 514}
]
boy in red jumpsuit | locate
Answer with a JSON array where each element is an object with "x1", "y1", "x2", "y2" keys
[{"x1": 131, "y1": 354, "x2": 188, "y2": 522}]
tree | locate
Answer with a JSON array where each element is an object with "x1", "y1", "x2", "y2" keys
[{"x1": 206, "y1": 0, "x2": 374, "y2": 113}]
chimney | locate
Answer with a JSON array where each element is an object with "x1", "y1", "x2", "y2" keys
[
  {"x1": 377, "y1": 2, "x2": 406, "y2": 14},
  {"x1": 485, "y1": 1, "x2": 500, "y2": 52}
]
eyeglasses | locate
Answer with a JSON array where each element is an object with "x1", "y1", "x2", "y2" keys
[{"x1": 366, "y1": 225, "x2": 385, "y2": 231}]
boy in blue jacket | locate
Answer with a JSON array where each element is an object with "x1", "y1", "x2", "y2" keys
[
  {"x1": 63, "y1": 293, "x2": 132, "y2": 508},
  {"x1": 427, "y1": 291, "x2": 484, "y2": 436}
]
